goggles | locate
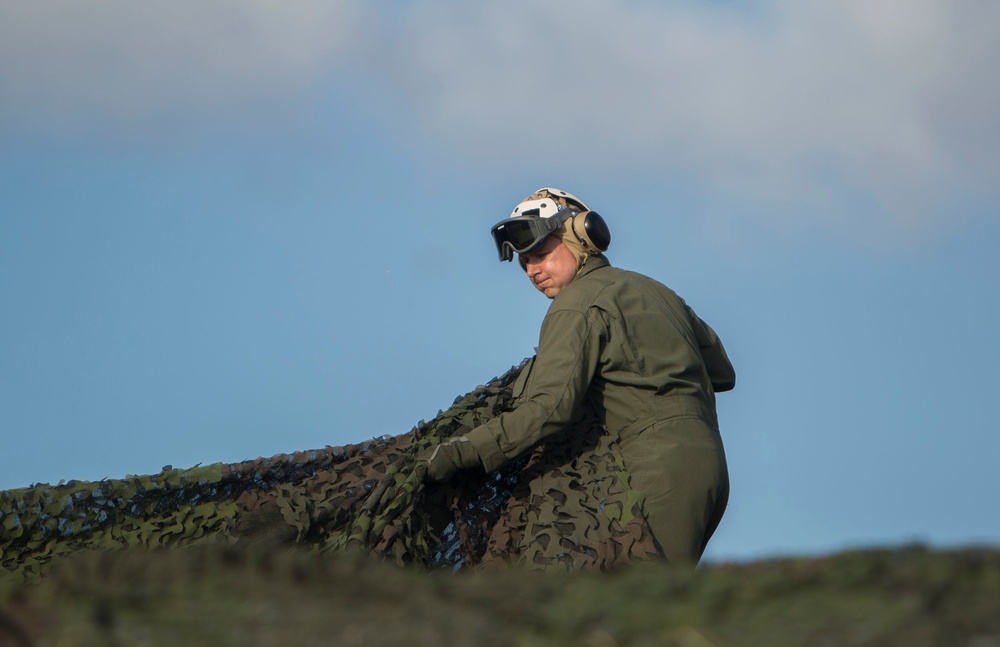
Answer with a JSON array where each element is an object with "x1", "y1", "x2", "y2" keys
[{"x1": 491, "y1": 214, "x2": 567, "y2": 262}]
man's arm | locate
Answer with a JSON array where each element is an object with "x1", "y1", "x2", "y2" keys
[
  {"x1": 466, "y1": 307, "x2": 605, "y2": 472},
  {"x1": 687, "y1": 306, "x2": 736, "y2": 392}
]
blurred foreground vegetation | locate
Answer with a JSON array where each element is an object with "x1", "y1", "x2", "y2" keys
[{"x1": 2, "y1": 542, "x2": 998, "y2": 646}]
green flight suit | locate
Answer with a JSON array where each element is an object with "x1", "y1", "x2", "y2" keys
[{"x1": 467, "y1": 255, "x2": 735, "y2": 565}]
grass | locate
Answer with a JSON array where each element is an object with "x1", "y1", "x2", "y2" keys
[{"x1": 2, "y1": 543, "x2": 999, "y2": 646}]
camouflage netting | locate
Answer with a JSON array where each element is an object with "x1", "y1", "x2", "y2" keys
[{"x1": 1, "y1": 359, "x2": 659, "y2": 580}]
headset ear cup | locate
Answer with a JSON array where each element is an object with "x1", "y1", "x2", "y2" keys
[{"x1": 579, "y1": 211, "x2": 611, "y2": 253}]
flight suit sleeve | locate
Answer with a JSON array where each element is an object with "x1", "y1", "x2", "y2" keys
[
  {"x1": 466, "y1": 306, "x2": 605, "y2": 473},
  {"x1": 686, "y1": 304, "x2": 736, "y2": 392}
]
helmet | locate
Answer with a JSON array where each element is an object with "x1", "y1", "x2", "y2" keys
[
  {"x1": 512, "y1": 187, "x2": 591, "y2": 217},
  {"x1": 491, "y1": 187, "x2": 611, "y2": 262}
]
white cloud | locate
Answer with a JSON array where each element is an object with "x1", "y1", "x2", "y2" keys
[
  {"x1": 2, "y1": 0, "x2": 996, "y2": 244},
  {"x1": 380, "y1": 0, "x2": 1000, "y2": 243},
  {"x1": 0, "y1": 0, "x2": 369, "y2": 134}
]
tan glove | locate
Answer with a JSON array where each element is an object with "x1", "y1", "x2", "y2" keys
[{"x1": 421, "y1": 436, "x2": 483, "y2": 482}]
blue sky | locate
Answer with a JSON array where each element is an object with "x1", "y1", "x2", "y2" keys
[{"x1": 2, "y1": 0, "x2": 998, "y2": 562}]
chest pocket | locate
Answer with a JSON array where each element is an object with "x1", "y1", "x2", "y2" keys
[
  {"x1": 598, "y1": 306, "x2": 644, "y2": 377},
  {"x1": 511, "y1": 356, "x2": 536, "y2": 404}
]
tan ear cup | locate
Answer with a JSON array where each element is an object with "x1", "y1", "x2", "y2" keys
[
  {"x1": 568, "y1": 211, "x2": 611, "y2": 255},
  {"x1": 569, "y1": 213, "x2": 594, "y2": 253}
]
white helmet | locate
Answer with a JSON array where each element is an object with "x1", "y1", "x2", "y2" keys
[
  {"x1": 509, "y1": 187, "x2": 590, "y2": 219},
  {"x1": 491, "y1": 187, "x2": 610, "y2": 262}
]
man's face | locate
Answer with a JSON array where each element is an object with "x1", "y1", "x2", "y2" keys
[{"x1": 518, "y1": 235, "x2": 578, "y2": 299}]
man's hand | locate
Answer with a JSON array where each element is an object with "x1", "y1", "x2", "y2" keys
[{"x1": 421, "y1": 436, "x2": 482, "y2": 482}]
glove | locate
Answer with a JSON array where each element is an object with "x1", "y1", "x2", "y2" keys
[{"x1": 421, "y1": 436, "x2": 482, "y2": 482}]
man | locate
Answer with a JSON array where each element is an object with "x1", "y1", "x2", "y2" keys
[{"x1": 424, "y1": 188, "x2": 735, "y2": 565}]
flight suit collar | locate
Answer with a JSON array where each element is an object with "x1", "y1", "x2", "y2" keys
[{"x1": 576, "y1": 254, "x2": 610, "y2": 280}]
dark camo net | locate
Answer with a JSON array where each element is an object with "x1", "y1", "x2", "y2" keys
[{"x1": 1, "y1": 360, "x2": 659, "y2": 580}]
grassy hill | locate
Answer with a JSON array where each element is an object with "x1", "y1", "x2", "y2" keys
[{"x1": 3, "y1": 542, "x2": 998, "y2": 646}]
